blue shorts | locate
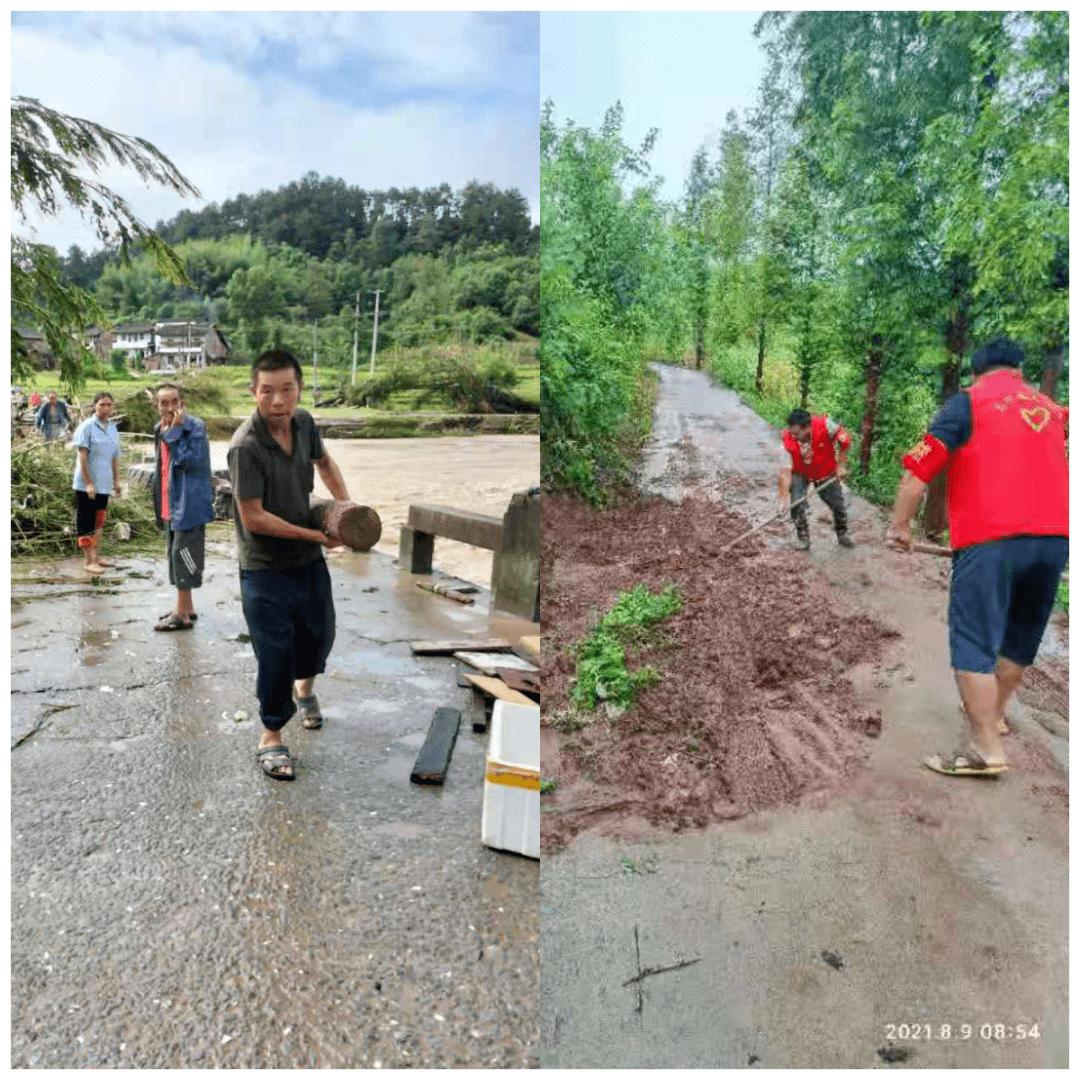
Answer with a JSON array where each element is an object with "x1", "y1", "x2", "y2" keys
[
  {"x1": 948, "y1": 535, "x2": 1068, "y2": 673},
  {"x1": 240, "y1": 559, "x2": 335, "y2": 731}
]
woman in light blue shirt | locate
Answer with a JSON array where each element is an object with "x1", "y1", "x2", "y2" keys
[{"x1": 71, "y1": 392, "x2": 121, "y2": 574}]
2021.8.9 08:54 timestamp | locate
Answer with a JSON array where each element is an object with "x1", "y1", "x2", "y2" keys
[{"x1": 884, "y1": 1023, "x2": 1041, "y2": 1041}]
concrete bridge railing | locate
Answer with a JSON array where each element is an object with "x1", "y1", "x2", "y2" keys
[{"x1": 399, "y1": 490, "x2": 539, "y2": 622}]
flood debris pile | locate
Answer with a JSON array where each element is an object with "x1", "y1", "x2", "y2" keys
[
  {"x1": 11, "y1": 439, "x2": 158, "y2": 556},
  {"x1": 110, "y1": 376, "x2": 230, "y2": 434},
  {"x1": 541, "y1": 493, "x2": 897, "y2": 851}
]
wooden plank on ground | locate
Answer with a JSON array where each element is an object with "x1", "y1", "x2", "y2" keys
[
  {"x1": 410, "y1": 638, "x2": 511, "y2": 655},
  {"x1": 515, "y1": 635, "x2": 541, "y2": 663},
  {"x1": 496, "y1": 668, "x2": 540, "y2": 697},
  {"x1": 453, "y1": 651, "x2": 539, "y2": 677},
  {"x1": 410, "y1": 707, "x2": 462, "y2": 785},
  {"x1": 464, "y1": 673, "x2": 535, "y2": 707}
]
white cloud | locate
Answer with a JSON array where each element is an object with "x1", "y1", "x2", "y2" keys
[{"x1": 12, "y1": 18, "x2": 538, "y2": 254}]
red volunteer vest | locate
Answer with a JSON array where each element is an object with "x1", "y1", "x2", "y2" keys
[
  {"x1": 782, "y1": 415, "x2": 838, "y2": 481},
  {"x1": 946, "y1": 370, "x2": 1069, "y2": 550}
]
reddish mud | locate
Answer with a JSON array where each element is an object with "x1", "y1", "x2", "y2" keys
[{"x1": 540, "y1": 493, "x2": 899, "y2": 852}]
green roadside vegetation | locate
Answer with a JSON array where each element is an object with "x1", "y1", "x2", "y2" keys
[{"x1": 542, "y1": 13, "x2": 1067, "y2": 537}]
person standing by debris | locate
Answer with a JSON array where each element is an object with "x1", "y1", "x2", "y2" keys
[
  {"x1": 887, "y1": 337, "x2": 1069, "y2": 777},
  {"x1": 36, "y1": 391, "x2": 70, "y2": 442},
  {"x1": 29, "y1": 389, "x2": 41, "y2": 408},
  {"x1": 152, "y1": 383, "x2": 215, "y2": 631},
  {"x1": 71, "y1": 391, "x2": 121, "y2": 575},
  {"x1": 228, "y1": 349, "x2": 351, "y2": 780},
  {"x1": 778, "y1": 409, "x2": 854, "y2": 550}
]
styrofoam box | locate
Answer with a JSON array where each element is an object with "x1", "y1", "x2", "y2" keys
[{"x1": 481, "y1": 699, "x2": 540, "y2": 860}]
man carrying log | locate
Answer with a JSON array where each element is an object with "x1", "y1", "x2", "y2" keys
[
  {"x1": 887, "y1": 337, "x2": 1069, "y2": 778},
  {"x1": 228, "y1": 349, "x2": 352, "y2": 780},
  {"x1": 778, "y1": 409, "x2": 854, "y2": 550}
]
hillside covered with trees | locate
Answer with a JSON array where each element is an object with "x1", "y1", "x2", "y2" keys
[{"x1": 55, "y1": 174, "x2": 539, "y2": 367}]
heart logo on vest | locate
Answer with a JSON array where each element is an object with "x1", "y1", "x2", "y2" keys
[{"x1": 1020, "y1": 406, "x2": 1050, "y2": 433}]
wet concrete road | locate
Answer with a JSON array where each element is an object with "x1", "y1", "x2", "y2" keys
[{"x1": 11, "y1": 548, "x2": 539, "y2": 1068}]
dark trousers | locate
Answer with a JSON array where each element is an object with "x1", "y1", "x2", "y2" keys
[
  {"x1": 791, "y1": 473, "x2": 848, "y2": 537},
  {"x1": 240, "y1": 559, "x2": 335, "y2": 732}
]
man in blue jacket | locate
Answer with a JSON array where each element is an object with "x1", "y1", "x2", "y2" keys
[
  {"x1": 36, "y1": 391, "x2": 71, "y2": 441},
  {"x1": 152, "y1": 383, "x2": 215, "y2": 631}
]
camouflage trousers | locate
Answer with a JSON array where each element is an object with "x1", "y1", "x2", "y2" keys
[{"x1": 790, "y1": 473, "x2": 848, "y2": 540}]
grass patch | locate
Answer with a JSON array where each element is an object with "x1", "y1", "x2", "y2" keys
[
  {"x1": 1056, "y1": 575, "x2": 1068, "y2": 613},
  {"x1": 572, "y1": 583, "x2": 683, "y2": 712},
  {"x1": 539, "y1": 778, "x2": 558, "y2": 795}
]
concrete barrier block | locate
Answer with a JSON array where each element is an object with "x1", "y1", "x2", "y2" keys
[
  {"x1": 399, "y1": 525, "x2": 434, "y2": 574},
  {"x1": 492, "y1": 490, "x2": 540, "y2": 622}
]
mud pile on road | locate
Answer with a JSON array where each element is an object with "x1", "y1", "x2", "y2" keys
[{"x1": 540, "y1": 493, "x2": 899, "y2": 851}]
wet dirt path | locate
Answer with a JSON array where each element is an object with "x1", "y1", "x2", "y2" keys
[
  {"x1": 210, "y1": 434, "x2": 540, "y2": 588},
  {"x1": 541, "y1": 363, "x2": 1067, "y2": 1068}
]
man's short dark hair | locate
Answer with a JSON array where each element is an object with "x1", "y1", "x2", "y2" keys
[
  {"x1": 92, "y1": 391, "x2": 114, "y2": 405},
  {"x1": 787, "y1": 409, "x2": 812, "y2": 427},
  {"x1": 971, "y1": 336, "x2": 1024, "y2": 376},
  {"x1": 156, "y1": 382, "x2": 182, "y2": 399},
  {"x1": 251, "y1": 349, "x2": 303, "y2": 386}
]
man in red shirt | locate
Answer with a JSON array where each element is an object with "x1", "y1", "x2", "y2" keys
[
  {"x1": 778, "y1": 409, "x2": 854, "y2": 550},
  {"x1": 888, "y1": 337, "x2": 1068, "y2": 777}
]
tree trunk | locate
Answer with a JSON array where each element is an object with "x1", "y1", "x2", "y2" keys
[
  {"x1": 924, "y1": 288, "x2": 970, "y2": 538},
  {"x1": 694, "y1": 321, "x2": 705, "y2": 371},
  {"x1": 858, "y1": 339, "x2": 884, "y2": 476},
  {"x1": 1040, "y1": 342, "x2": 1064, "y2": 401},
  {"x1": 922, "y1": 358, "x2": 961, "y2": 539},
  {"x1": 754, "y1": 317, "x2": 767, "y2": 393}
]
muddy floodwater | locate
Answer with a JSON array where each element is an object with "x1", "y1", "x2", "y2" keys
[{"x1": 211, "y1": 434, "x2": 540, "y2": 587}]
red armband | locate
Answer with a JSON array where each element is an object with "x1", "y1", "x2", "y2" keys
[{"x1": 901, "y1": 433, "x2": 950, "y2": 482}]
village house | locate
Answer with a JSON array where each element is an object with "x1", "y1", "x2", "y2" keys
[
  {"x1": 153, "y1": 321, "x2": 209, "y2": 369},
  {"x1": 16, "y1": 327, "x2": 56, "y2": 369},
  {"x1": 111, "y1": 323, "x2": 154, "y2": 362}
]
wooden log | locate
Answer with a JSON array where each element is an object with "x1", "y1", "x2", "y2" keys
[
  {"x1": 410, "y1": 638, "x2": 511, "y2": 655},
  {"x1": 463, "y1": 673, "x2": 535, "y2": 707},
  {"x1": 310, "y1": 499, "x2": 382, "y2": 551},
  {"x1": 410, "y1": 707, "x2": 462, "y2": 785}
]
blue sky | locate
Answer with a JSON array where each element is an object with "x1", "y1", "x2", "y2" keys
[
  {"x1": 541, "y1": 11, "x2": 767, "y2": 207},
  {"x1": 11, "y1": 11, "x2": 539, "y2": 255}
]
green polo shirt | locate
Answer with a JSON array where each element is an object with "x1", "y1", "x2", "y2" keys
[{"x1": 228, "y1": 407, "x2": 326, "y2": 571}]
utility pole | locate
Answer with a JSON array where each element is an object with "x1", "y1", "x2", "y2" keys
[
  {"x1": 350, "y1": 291, "x2": 360, "y2": 385},
  {"x1": 369, "y1": 289, "x2": 381, "y2": 376},
  {"x1": 312, "y1": 320, "x2": 318, "y2": 400}
]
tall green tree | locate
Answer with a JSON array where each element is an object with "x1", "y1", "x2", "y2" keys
[
  {"x1": 681, "y1": 144, "x2": 717, "y2": 370},
  {"x1": 11, "y1": 96, "x2": 199, "y2": 392}
]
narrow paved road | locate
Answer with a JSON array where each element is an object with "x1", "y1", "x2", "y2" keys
[{"x1": 542, "y1": 364, "x2": 1068, "y2": 1068}]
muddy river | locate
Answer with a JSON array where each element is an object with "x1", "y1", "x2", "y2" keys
[{"x1": 210, "y1": 435, "x2": 540, "y2": 588}]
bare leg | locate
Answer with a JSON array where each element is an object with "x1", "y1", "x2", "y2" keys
[
  {"x1": 994, "y1": 657, "x2": 1024, "y2": 733},
  {"x1": 257, "y1": 726, "x2": 294, "y2": 777},
  {"x1": 954, "y1": 670, "x2": 1007, "y2": 766},
  {"x1": 175, "y1": 587, "x2": 195, "y2": 620},
  {"x1": 82, "y1": 540, "x2": 103, "y2": 574},
  {"x1": 295, "y1": 676, "x2": 316, "y2": 699}
]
